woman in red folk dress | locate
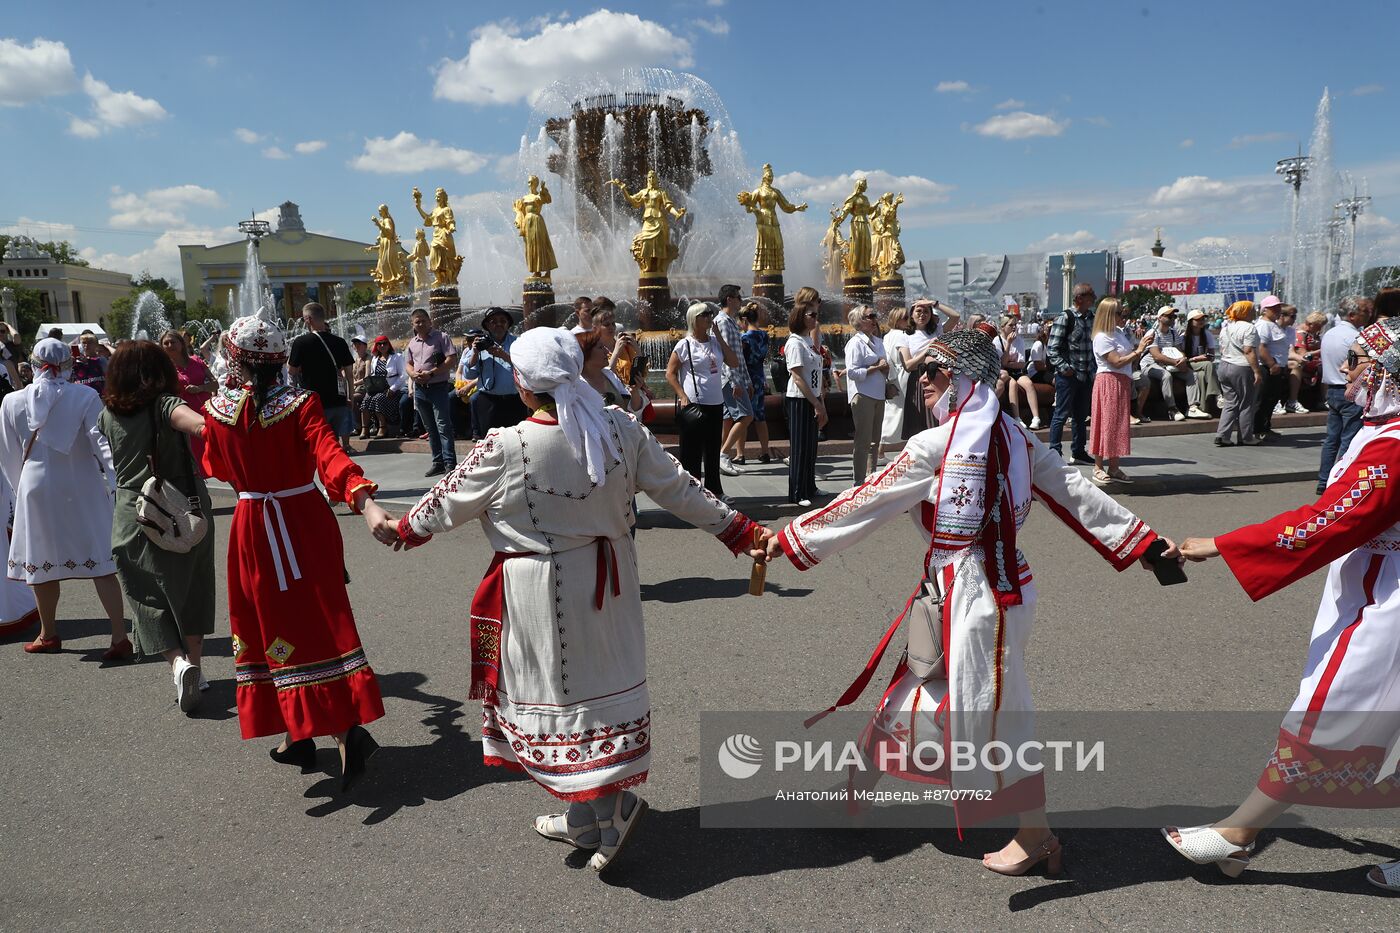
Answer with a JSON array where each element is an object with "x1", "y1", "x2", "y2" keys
[
  {"x1": 1163, "y1": 315, "x2": 1400, "y2": 891},
  {"x1": 205, "y1": 316, "x2": 398, "y2": 791}
]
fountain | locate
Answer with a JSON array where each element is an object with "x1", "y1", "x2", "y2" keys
[
  {"x1": 235, "y1": 221, "x2": 276, "y2": 321},
  {"x1": 129, "y1": 289, "x2": 172, "y2": 341}
]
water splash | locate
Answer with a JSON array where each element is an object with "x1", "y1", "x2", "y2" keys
[
  {"x1": 236, "y1": 239, "x2": 275, "y2": 320},
  {"x1": 129, "y1": 290, "x2": 171, "y2": 341}
]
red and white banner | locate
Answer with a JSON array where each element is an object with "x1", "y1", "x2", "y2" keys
[{"x1": 1127, "y1": 276, "x2": 1197, "y2": 295}]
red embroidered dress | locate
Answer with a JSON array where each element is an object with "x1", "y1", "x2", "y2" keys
[
  {"x1": 204, "y1": 384, "x2": 385, "y2": 740},
  {"x1": 1217, "y1": 421, "x2": 1400, "y2": 808}
]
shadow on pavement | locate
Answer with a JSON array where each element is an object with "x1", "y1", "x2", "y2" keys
[
  {"x1": 301, "y1": 670, "x2": 526, "y2": 825},
  {"x1": 641, "y1": 577, "x2": 811, "y2": 602}
]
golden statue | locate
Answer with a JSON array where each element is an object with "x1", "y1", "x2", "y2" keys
[
  {"x1": 736, "y1": 163, "x2": 806, "y2": 275},
  {"x1": 365, "y1": 204, "x2": 408, "y2": 296},
  {"x1": 406, "y1": 229, "x2": 431, "y2": 293},
  {"x1": 412, "y1": 186, "x2": 463, "y2": 288},
  {"x1": 870, "y1": 191, "x2": 906, "y2": 279},
  {"x1": 820, "y1": 208, "x2": 846, "y2": 291},
  {"x1": 513, "y1": 175, "x2": 558, "y2": 280},
  {"x1": 609, "y1": 170, "x2": 686, "y2": 277},
  {"x1": 833, "y1": 178, "x2": 873, "y2": 278}
]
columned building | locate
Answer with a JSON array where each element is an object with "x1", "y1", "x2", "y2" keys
[
  {"x1": 179, "y1": 202, "x2": 376, "y2": 319},
  {"x1": 1, "y1": 236, "x2": 132, "y2": 331}
]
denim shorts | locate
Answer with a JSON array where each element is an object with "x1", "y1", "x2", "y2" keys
[
  {"x1": 722, "y1": 383, "x2": 754, "y2": 420},
  {"x1": 323, "y1": 404, "x2": 354, "y2": 437}
]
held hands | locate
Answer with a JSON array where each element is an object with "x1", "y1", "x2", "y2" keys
[
  {"x1": 362, "y1": 500, "x2": 400, "y2": 548},
  {"x1": 1137, "y1": 536, "x2": 1184, "y2": 571},
  {"x1": 749, "y1": 526, "x2": 777, "y2": 563},
  {"x1": 1179, "y1": 537, "x2": 1220, "y2": 562}
]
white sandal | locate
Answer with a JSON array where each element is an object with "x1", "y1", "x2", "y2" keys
[
  {"x1": 587, "y1": 792, "x2": 649, "y2": 874},
  {"x1": 533, "y1": 813, "x2": 598, "y2": 849},
  {"x1": 1367, "y1": 860, "x2": 1400, "y2": 893},
  {"x1": 1160, "y1": 826, "x2": 1256, "y2": 878}
]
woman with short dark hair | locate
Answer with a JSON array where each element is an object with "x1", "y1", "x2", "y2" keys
[
  {"x1": 784, "y1": 287, "x2": 826, "y2": 506},
  {"x1": 100, "y1": 340, "x2": 214, "y2": 710}
]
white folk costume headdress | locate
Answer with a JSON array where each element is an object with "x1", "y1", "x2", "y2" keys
[
  {"x1": 1348, "y1": 316, "x2": 1400, "y2": 421},
  {"x1": 924, "y1": 322, "x2": 1031, "y2": 607},
  {"x1": 511, "y1": 327, "x2": 622, "y2": 485},
  {"x1": 27, "y1": 337, "x2": 84, "y2": 452},
  {"x1": 224, "y1": 315, "x2": 288, "y2": 380}
]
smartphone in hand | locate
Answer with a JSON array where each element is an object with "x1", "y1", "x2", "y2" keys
[{"x1": 1145, "y1": 538, "x2": 1187, "y2": 586}]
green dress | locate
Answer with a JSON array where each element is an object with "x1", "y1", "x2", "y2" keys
[{"x1": 99, "y1": 394, "x2": 215, "y2": 656}]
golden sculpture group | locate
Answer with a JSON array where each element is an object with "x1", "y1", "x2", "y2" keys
[{"x1": 362, "y1": 164, "x2": 906, "y2": 305}]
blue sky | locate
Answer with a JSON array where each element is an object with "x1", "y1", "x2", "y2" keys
[{"x1": 2, "y1": 0, "x2": 1398, "y2": 292}]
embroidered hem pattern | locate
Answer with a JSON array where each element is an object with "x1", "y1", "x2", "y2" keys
[
  {"x1": 481, "y1": 703, "x2": 652, "y2": 800},
  {"x1": 235, "y1": 645, "x2": 372, "y2": 691},
  {"x1": 1258, "y1": 728, "x2": 1400, "y2": 807}
]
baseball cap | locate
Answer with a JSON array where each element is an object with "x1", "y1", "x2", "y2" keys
[{"x1": 1260, "y1": 295, "x2": 1282, "y2": 310}]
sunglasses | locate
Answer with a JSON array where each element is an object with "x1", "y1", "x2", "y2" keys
[
  {"x1": 863, "y1": 314, "x2": 879, "y2": 322},
  {"x1": 919, "y1": 358, "x2": 945, "y2": 381}
]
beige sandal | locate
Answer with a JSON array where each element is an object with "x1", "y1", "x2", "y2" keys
[
  {"x1": 533, "y1": 813, "x2": 599, "y2": 849},
  {"x1": 587, "y1": 792, "x2": 649, "y2": 874}
]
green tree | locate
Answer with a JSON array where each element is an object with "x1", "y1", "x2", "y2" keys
[
  {"x1": 1121, "y1": 286, "x2": 1174, "y2": 320},
  {"x1": 345, "y1": 285, "x2": 378, "y2": 312},
  {"x1": 105, "y1": 273, "x2": 188, "y2": 339},
  {"x1": 1, "y1": 280, "x2": 47, "y2": 345}
]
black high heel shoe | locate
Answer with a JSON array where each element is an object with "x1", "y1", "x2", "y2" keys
[
  {"x1": 340, "y1": 725, "x2": 380, "y2": 792},
  {"x1": 269, "y1": 738, "x2": 316, "y2": 772}
]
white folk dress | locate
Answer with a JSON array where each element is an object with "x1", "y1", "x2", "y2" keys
[
  {"x1": 777, "y1": 415, "x2": 1157, "y2": 827},
  {"x1": 404, "y1": 409, "x2": 758, "y2": 801},
  {"x1": 0, "y1": 380, "x2": 115, "y2": 584},
  {"x1": 1217, "y1": 420, "x2": 1400, "y2": 809},
  {"x1": 0, "y1": 467, "x2": 38, "y2": 629}
]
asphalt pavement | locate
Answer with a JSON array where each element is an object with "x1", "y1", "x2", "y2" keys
[{"x1": 3, "y1": 439, "x2": 1397, "y2": 931}]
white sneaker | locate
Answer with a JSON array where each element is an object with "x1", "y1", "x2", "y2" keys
[
  {"x1": 718, "y1": 455, "x2": 740, "y2": 477},
  {"x1": 1285, "y1": 401, "x2": 1303, "y2": 414},
  {"x1": 1171, "y1": 410, "x2": 1186, "y2": 422},
  {"x1": 173, "y1": 657, "x2": 201, "y2": 713},
  {"x1": 795, "y1": 498, "x2": 812, "y2": 508},
  {"x1": 1187, "y1": 405, "x2": 1210, "y2": 420},
  {"x1": 1130, "y1": 416, "x2": 1142, "y2": 426},
  {"x1": 1272, "y1": 403, "x2": 1286, "y2": 416},
  {"x1": 1029, "y1": 417, "x2": 1043, "y2": 429}
]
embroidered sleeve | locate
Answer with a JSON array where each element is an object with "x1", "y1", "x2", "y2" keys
[
  {"x1": 299, "y1": 394, "x2": 377, "y2": 509},
  {"x1": 632, "y1": 417, "x2": 741, "y2": 542},
  {"x1": 1218, "y1": 440, "x2": 1400, "y2": 601},
  {"x1": 406, "y1": 429, "x2": 507, "y2": 539},
  {"x1": 778, "y1": 428, "x2": 943, "y2": 571},
  {"x1": 1028, "y1": 432, "x2": 1156, "y2": 571}
]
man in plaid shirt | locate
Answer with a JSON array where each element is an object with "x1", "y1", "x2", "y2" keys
[
  {"x1": 714, "y1": 283, "x2": 754, "y2": 475},
  {"x1": 1047, "y1": 282, "x2": 1097, "y2": 464}
]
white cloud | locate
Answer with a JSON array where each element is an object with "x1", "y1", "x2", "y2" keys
[
  {"x1": 234, "y1": 127, "x2": 263, "y2": 144},
  {"x1": 936, "y1": 80, "x2": 971, "y2": 93},
  {"x1": 1149, "y1": 175, "x2": 1238, "y2": 204},
  {"x1": 1179, "y1": 138, "x2": 1194, "y2": 148},
  {"x1": 1352, "y1": 84, "x2": 1384, "y2": 96},
  {"x1": 689, "y1": 16, "x2": 729, "y2": 36},
  {"x1": 0, "y1": 217, "x2": 78, "y2": 239},
  {"x1": 201, "y1": 54, "x2": 223, "y2": 68},
  {"x1": 80, "y1": 227, "x2": 223, "y2": 282},
  {"x1": 433, "y1": 11, "x2": 693, "y2": 106},
  {"x1": 1228, "y1": 131, "x2": 1290, "y2": 149},
  {"x1": 1084, "y1": 115, "x2": 1111, "y2": 127},
  {"x1": 970, "y1": 111, "x2": 1067, "y2": 140},
  {"x1": 349, "y1": 132, "x2": 489, "y2": 175},
  {"x1": 993, "y1": 98, "x2": 1025, "y2": 110},
  {"x1": 262, "y1": 146, "x2": 290, "y2": 160},
  {"x1": 706, "y1": 0, "x2": 726, "y2": 5},
  {"x1": 68, "y1": 72, "x2": 167, "y2": 136},
  {"x1": 774, "y1": 169, "x2": 954, "y2": 208},
  {"x1": 1025, "y1": 230, "x2": 1103, "y2": 252},
  {"x1": 294, "y1": 139, "x2": 327, "y2": 154},
  {"x1": 0, "y1": 37, "x2": 78, "y2": 106},
  {"x1": 108, "y1": 184, "x2": 223, "y2": 229}
]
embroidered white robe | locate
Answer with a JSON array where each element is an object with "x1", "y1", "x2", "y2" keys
[
  {"x1": 405, "y1": 410, "x2": 756, "y2": 801},
  {"x1": 1218, "y1": 421, "x2": 1400, "y2": 807},
  {"x1": 778, "y1": 416, "x2": 1157, "y2": 826}
]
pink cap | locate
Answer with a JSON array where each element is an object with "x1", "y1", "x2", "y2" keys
[{"x1": 1260, "y1": 295, "x2": 1282, "y2": 309}]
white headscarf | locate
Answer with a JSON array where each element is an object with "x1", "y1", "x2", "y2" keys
[
  {"x1": 26, "y1": 337, "x2": 84, "y2": 452},
  {"x1": 511, "y1": 328, "x2": 623, "y2": 485}
]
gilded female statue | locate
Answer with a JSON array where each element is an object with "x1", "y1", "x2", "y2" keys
[
  {"x1": 820, "y1": 208, "x2": 846, "y2": 291},
  {"x1": 513, "y1": 175, "x2": 558, "y2": 280},
  {"x1": 412, "y1": 186, "x2": 464, "y2": 288},
  {"x1": 407, "y1": 229, "x2": 431, "y2": 293},
  {"x1": 736, "y1": 163, "x2": 806, "y2": 275},
  {"x1": 609, "y1": 170, "x2": 686, "y2": 277},
  {"x1": 834, "y1": 178, "x2": 873, "y2": 278},
  {"x1": 870, "y1": 191, "x2": 906, "y2": 279},
  {"x1": 366, "y1": 204, "x2": 407, "y2": 296}
]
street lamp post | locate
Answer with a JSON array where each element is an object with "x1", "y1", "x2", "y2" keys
[
  {"x1": 1336, "y1": 189, "x2": 1372, "y2": 295},
  {"x1": 1276, "y1": 147, "x2": 1313, "y2": 305},
  {"x1": 1061, "y1": 252, "x2": 1075, "y2": 313},
  {"x1": 1322, "y1": 216, "x2": 1346, "y2": 309}
]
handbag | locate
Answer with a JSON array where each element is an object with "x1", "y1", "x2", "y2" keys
[
  {"x1": 674, "y1": 339, "x2": 707, "y2": 427},
  {"x1": 903, "y1": 576, "x2": 946, "y2": 680},
  {"x1": 135, "y1": 404, "x2": 208, "y2": 553},
  {"x1": 362, "y1": 373, "x2": 390, "y2": 395},
  {"x1": 884, "y1": 379, "x2": 901, "y2": 400}
]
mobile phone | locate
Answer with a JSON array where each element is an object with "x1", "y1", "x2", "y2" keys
[{"x1": 1145, "y1": 538, "x2": 1187, "y2": 586}]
